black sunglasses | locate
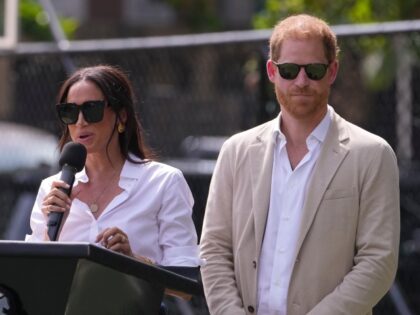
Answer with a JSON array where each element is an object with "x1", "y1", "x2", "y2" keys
[
  {"x1": 56, "y1": 100, "x2": 106, "y2": 125},
  {"x1": 273, "y1": 62, "x2": 329, "y2": 81}
]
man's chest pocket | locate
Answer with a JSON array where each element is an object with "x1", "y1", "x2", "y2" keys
[
  {"x1": 317, "y1": 187, "x2": 358, "y2": 232},
  {"x1": 323, "y1": 187, "x2": 355, "y2": 200}
]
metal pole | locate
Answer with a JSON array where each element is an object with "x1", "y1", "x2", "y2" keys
[
  {"x1": 388, "y1": 282, "x2": 415, "y2": 315},
  {"x1": 394, "y1": 34, "x2": 413, "y2": 168},
  {"x1": 37, "y1": 0, "x2": 76, "y2": 75}
]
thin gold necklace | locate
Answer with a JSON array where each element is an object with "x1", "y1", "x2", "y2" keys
[{"x1": 89, "y1": 170, "x2": 118, "y2": 213}]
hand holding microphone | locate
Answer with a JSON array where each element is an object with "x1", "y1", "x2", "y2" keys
[
  {"x1": 41, "y1": 181, "x2": 72, "y2": 216},
  {"x1": 45, "y1": 142, "x2": 86, "y2": 241}
]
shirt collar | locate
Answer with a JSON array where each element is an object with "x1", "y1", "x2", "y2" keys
[
  {"x1": 272, "y1": 105, "x2": 333, "y2": 145},
  {"x1": 73, "y1": 153, "x2": 144, "y2": 188},
  {"x1": 310, "y1": 105, "x2": 333, "y2": 143},
  {"x1": 271, "y1": 113, "x2": 283, "y2": 143}
]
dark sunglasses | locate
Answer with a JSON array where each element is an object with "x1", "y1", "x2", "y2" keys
[
  {"x1": 56, "y1": 100, "x2": 106, "y2": 125},
  {"x1": 273, "y1": 62, "x2": 329, "y2": 81}
]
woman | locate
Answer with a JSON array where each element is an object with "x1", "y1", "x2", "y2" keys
[{"x1": 26, "y1": 64, "x2": 201, "y2": 267}]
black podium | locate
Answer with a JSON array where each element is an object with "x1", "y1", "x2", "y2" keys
[{"x1": 0, "y1": 241, "x2": 202, "y2": 315}]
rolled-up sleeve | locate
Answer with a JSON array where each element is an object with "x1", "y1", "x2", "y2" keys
[{"x1": 158, "y1": 170, "x2": 203, "y2": 266}]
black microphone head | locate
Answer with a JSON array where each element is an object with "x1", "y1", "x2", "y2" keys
[{"x1": 59, "y1": 142, "x2": 87, "y2": 172}]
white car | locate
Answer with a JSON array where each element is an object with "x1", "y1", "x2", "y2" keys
[
  {"x1": 0, "y1": 122, "x2": 58, "y2": 172},
  {"x1": 0, "y1": 122, "x2": 58, "y2": 240}
]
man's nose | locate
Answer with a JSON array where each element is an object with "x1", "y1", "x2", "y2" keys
[{"x1": 294, "y1": 67, "x2": 310, "y2": 87}]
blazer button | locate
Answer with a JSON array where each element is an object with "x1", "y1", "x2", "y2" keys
[
  {"x1": 252, "y1": 260, "x2": 257, "y2": 269},
  {"x1": 248, "y1": 305, "x2": 255, "y2": 313}
]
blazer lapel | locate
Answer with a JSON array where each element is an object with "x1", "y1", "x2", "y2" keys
[
  {"x1": 295, "y1": 112, "x2": 350, "y2": 255},
  {"x1": 248, "y1": 121, "x2": 276, "y2": 256}
]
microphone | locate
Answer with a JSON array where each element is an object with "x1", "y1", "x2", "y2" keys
[{"x1": 47, "y1": 142, "x2": 87, "y2": 241}]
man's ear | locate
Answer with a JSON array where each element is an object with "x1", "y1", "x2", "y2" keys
[
  {"x1": 266, "y1": 60, "x2": 278, "y2": 83},
  {"x1": 328, "y1": 60, "x2": 339, "y2": 85}
]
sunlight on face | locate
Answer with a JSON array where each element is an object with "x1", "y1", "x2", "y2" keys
[
  {"x1": 273, "y1": 38, "x2": 336, "y2": 122},
  {"x1": 67, "y1": 80, "x2": 118, "y2": 154}
]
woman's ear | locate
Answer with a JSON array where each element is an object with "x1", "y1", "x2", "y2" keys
[
  {"x1": 118, "y1": 109, "x2": 127, "y2": 124},
  {"x1": 117, "y1": 109, "x2": 127, "y2": 134}
]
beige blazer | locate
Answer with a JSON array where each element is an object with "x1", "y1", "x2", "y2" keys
[{"x1": 200, "y1": 111, "x2": 400, "y2": 315}]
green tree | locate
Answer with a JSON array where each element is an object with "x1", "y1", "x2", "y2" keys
[
  {"x1": 253, "y1": 0, "x2": 420, "y2": 91},
  {"x1": 165, "y1": 0, "x2": 221, "y2": 32},
  {"x1": 253, "y1": 0, "x2": 420, "y2": 29},
  {"x1": 20, "y1": 0, "x2": 78, "y2": 41}
]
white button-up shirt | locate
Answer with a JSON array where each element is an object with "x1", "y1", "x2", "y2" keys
[
  {"x1": 26, "y1": 157, "x2": 202, "y2": 267},
  {"x1": 257, "y1": 106, "x2": 332, "y2": 314}
]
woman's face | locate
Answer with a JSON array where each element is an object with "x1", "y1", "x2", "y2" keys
[{"x1": 66, "y1": 80, "x2": 119, "y2": 155}]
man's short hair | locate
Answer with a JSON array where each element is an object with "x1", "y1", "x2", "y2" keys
[{"x1": 269, "y1": 14, "x2": 340, "y2": 63}]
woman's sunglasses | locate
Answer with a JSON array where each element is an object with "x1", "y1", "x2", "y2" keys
[
  {"x1": 273, "y1": 62, "x2": 329, "y2": 81},
  {"x1": 56, "y1": 100, "x2": 106, "y2": 125}
]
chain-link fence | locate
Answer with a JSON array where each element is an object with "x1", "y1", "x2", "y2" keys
[{"x1": 0, "y1": 20, "x2": 420, "y2": 314}]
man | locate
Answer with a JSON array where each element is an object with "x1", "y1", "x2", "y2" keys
[{"x1": 200, "y1": 14, "x2": 400, "y2": 315}]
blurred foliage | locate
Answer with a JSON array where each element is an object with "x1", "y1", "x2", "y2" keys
[
  {"x1": 165, "y1": 0, "x2": 221, "y2": 32},
  {"x1": 253, "y1": 0, "x2": 420, "y2": 91},
  {"x1": 253, "y1": 0, "x2": 420, "y2": 28},
  {"x1": 19, "y1": 0, "x2": 78, "y2": 41}
]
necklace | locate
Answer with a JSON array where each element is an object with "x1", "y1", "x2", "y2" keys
[{"x1": 89, "y1": 171, "x2": 118, "y2": 213}]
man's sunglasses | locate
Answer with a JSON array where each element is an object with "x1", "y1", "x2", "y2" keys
[
  {"x1": 273, "y1": 62, "x2": 329, "y2": 81},
  {"x1": 56, "y1": 100, "x2": 106, "y2": 125}
]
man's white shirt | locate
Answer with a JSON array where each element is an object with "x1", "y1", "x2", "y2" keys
[{"x1": 257, "y1": 106, "x2": 333, "y2": 315}]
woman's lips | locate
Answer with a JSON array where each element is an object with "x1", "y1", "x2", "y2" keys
[{"x1": 77, "y1": 132, "x2": 93, "y2": 143}]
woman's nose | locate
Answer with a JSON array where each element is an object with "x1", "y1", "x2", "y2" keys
[{"x1": 75, "y1": 110, "x2": 86, "y2": 125}]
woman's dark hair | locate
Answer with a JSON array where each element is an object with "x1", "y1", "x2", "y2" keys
[{"x1": 56, "y1": 64, "x2": 154, "y2": 162}]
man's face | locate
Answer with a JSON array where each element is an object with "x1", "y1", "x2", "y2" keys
[{"x1": 267, "y1": 38, "x2": 338, "y2": 121}]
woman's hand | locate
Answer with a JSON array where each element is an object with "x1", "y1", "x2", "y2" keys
[
  {"x1": 96, "y1": 228, "x2": 155, "y2": 265},
  {"x1": 41, "y1": 180, "x2": 72, "y2": 218},
  {"x1": 96, "y1": 227, "x2": 134, "y2": 257}
]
